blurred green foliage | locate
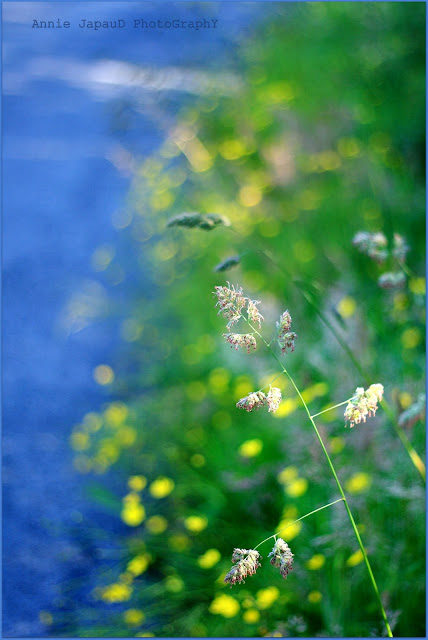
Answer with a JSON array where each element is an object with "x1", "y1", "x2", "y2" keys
[{"x1": 57, "y1": 4, "x2": 425, "y2": 638}]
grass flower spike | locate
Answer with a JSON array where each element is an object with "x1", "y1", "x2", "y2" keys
[
  {"x1": 236, "y1": 391, "x2": 267, "y2": 412},
  {"x1": 344, "y1": 384, "x2": 384, "y2": 428},
  {"x1": 276, "y1": 310, "x2": 297, "y2": 355},
  {"x1": 247, "y1": 299, "x2": 264, "y2": 328},
  {"x1": 214, "y1": 283, "x2": 246, "y2": 330},
  {"x1": 267, "y1": 387, "x2": 282, "y2": 413},
  {"x1": 224, "y1": 548, "x2": 262, "y2": 586},
  {"x1": 167, "y1": 211, "x2": 230, "y2": 230},
  {"x1": 223, "y1": 333, "x2": 257, "y2": 352},
  {"x1": 352, "y1": 231, "x2": 388, "y2": 263},
  {"x1": 268, "y1": 538, "x2": 294, "y2": 579},
  {"x1": 214, "y1": 255, "x2": 240, "y2": 272},
  {"x1": 378, "y1": 272, "x2": 406, "y2": 290}
]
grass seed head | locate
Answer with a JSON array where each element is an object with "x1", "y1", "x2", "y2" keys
[
  {"x1": 268, "y1": 538, "x2": 294, "y2": 579},
  {"x1": 224, "y1": 548, "x2": 262, "y2": 586}
]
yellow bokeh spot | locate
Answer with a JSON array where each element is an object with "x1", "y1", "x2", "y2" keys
[
  {"x1": 184, "y1": 515, "x2": 208, "y2": 533},
  {"x1": 401, "y1": 327, "x2": 422, "y2": 349},
  {"x1": 100, "y1": 582, "x2": 133, "y2": 603},
  {"x1": 70, "y1": 431, "x2": 90, "y2": 451},
  {"x1": 146, "y1": 515, "x2": 168, "y2": 535},
  {"x1": 260, "y1": 218, "x2": 281, "y2": 238},
  {"x1": 165, "y1": 575, "x2": 184, "y2": 593},
  {"x1": 104, "y1": 403, "x2": 128, "y2": 427},
  {"x1": 185, "y1": 381, "x2": 207, "y2": 402},
  {"x1": 150, "y1": 190, "x2": 175, "y2": 211},
  {"x1": 306, "y1": 554, "x2": 326, "y2": 570},
  {"x1": 347, "y1": 549, "x2": 364, "y2": 567},
  {"x1": 121, "y1": 317, "x2": 144, "y2": 342},
  {"x1": 346, "y1": 472, "x2": 371, "y2": 494},
  {"x1": 124, "y1": 609, "x2": 145, "y2": 627},
  {"x1": 73, "y1": 454, "x2": 92, "y2": 474},
  {"x1": 285, "y1": 477, "x2": 308, "y2": 498},
  {"x1": 297, "y1": 189, "x2": 320, "y2": 211},
  {"x1": 128, "y1": 475, "x2": 147, "y2": 492},
  {"x1": 308, "y1": 590, "x2": 322, "y2": 604},
  {"x1": 239, "y1": 438, "x2": 263, "y2": 458},
  {"x1": 337, "y1": 296, "x2": 356, "y2": 319},
  {"x1": 115, "y1": 425, "x2": 137, "y2": 447},
  {"x1": 121, "y1": 502, "x2": 146, "y2": 527},
  {"x1": 197, "y1": 548, "x2": 221, "y2": 569},
  {"x1": 92, "y1": 245, "x2": 115, "y2": 271},
  {"x1": 190, "y1": 453, "x2": 206, "y2": 467},
  {"x1": 399, "y1": 392, "x2": 413, "y2": 409},
  {"x1": 135, "y1": 634, "x2": 155, "y2": 638},
  {"x1": 274, "y1": 397, "x2": 297, "y2": 418},
  {"x1": 243, "y1": 609, "x2": 261, "y2": 624},
  {"x1": 209, "y1": 368, "x2": 230, "y2": 394},
  {"x1": 93, "y1": 365, "x2": 114, "y2": 385},
  {"x1": 294, "y1": 240, "x2": 315, "y2": 263},
  {"x1": 234, "y1": 379, "x2": 254, "y2": 398},
  {"x1": 39, "y1": 611, "x2": 53, "y2": 626},
  {"x1": 127, "y1": 554, "x2": 151, "y2": 576},
  {"x1": 318, "y1": 150, "x2": 341, "y2": 171},
  {"x1": 149, "y1": 477, "x2": 175, "y2": 499},
  {"x1": 98, "y1": 439, "x2": 119, "y2": 463},
  {"x1": 256, "y1": 586, "x2": 280, "y2": 610},
  {"x1": 337, "y1": 137, "x2": 361, "y2": 158},
  {"x1": 276, "y1": 519, "x2": 301, "y2": 542},
  {"x1": 283, "y1": 504, "x2": 298, "y2": 519},
  {"x1": 393, "y1": 292, "x2": 408, "y2": 311},
  {"x1": 409, "y1": 277, "x2": 426, "y2": 296},
  {"x1": 277, "y1": 466, "x2": 299, "y2": 485},
  {"x1": 123, "y1": 491, "x2": 141, "y2": 503},
  {"x1": 209, "y1": 594, "x2": 240, "y2": 618},
  {"x1": 82, "y1": 412, "x2": 103, "y2": 431},
  {"x1": 168, "y1": 533, "x2": 190, "y2": 551},
  {"x1": 239, "y1": 185, "x2": 262, "y2": 207},
  {"x1": 219, "y1": 139, "x2": 247, "y2": 160},
  {"x1": 330, "y1": 436, "x2": 345, "y2": 454}
]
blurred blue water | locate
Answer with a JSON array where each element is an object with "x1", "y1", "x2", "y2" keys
[{"x1": 2, "y1": 2, "x2": 263, "y2": 635}]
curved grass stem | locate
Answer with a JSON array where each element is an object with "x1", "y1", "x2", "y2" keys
[
  {"x1": 242, "y1": 314, "x2": 394, "y2": 637},
  {"x1": 254, "y1": 498, "x2": 344, "y2": 551}
]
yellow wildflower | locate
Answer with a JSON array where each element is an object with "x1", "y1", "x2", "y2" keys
[
  {"x1": 209, "y1": 594, "x2": 240, "y2": 618},
  {"x1": 346, "y1": 472, "x2": 371, "y2": 494},
  {"x1": 308, "y1": 591, "x2": 322, "y2": 603},
  {"x1": 243, "y1": 609, "x2": 260, "y2": 624},
  {"x1": 184, "y1": 515, "x2": 208, "y2": 533},
  {"x1": 127, "y1": 554, "x2": 151, "y2": 576},
  {"x1": 128, "y1": 475, "x2": 147, "y2": 492},
  {"x1": 197, "y1": 549, "x2": 221, "y2": 569},
  {"x1": 149, "y1": 477, "x2": 175, "y2": 499},
  {"x1": 123, "y1": 609, "x2": 145, "y2": 626},
  {"x1": 256, "y1": 586, "x2": 280, "y2": 610},
  {"x1": 306, "y1": 554, "x2": 325, "y2": 570},
  {"x1": 347, "y1": 549, "x2": 364, "y2": 567},
  {"x1": 146, "y1": 515, "x2": 168, "y2": 534},
  {"x1": 239, "y1": 438, "x2": 263, "y2": 457}
]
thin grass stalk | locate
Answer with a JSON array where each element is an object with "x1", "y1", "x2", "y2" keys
[{"x1": 243, "y1": 314, "x2": 393, "y2": 637}]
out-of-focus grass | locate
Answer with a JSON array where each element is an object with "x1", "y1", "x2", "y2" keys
[{"x1": 51, "y1": 3, "x2": 425, "y2": 638}]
